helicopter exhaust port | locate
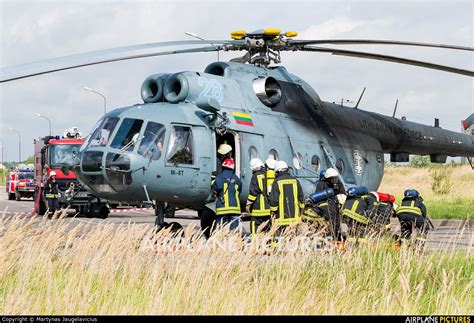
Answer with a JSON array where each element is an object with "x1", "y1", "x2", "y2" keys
[
  {"x1": 141, "y1": 73, "x2": 171, "y2": 103},
  {"x1": 252, "y1": 77, "x2": 282, "y2": 107}
]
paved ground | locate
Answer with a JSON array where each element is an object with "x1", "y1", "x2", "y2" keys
[{"x1": 1, "y1": 188, "x2": 472, "y2": 252}]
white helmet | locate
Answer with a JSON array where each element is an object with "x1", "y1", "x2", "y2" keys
[
  {"x1": 49, "y1": 171, "x2": 57, "y2": 177},
  {"x1": 217, "y1": 144, "x2": 232, "y2": 155},
  {"x1": 265, "y1": 157, "x2": 277, "y2": 170},
  {"x1": 369, "y1": 191, "x2": 379, "y2": 202},
  {"x1": 250, "y1": 158, "x2": 264, "y2": 171},
  {"x1": 324, "y1": 168, "x2": 339, "y2": 179},
  {"x1": 274, "y1": 160, "x2": 288, "y2": 173}
]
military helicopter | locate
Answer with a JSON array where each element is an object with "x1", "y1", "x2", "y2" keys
[{"x1": 2, "y1": 29, "x2": 473, "y2": 229}]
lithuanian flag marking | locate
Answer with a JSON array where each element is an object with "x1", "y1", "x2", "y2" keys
[{"x1": 232, "y1": 112, "x2": 254, "y2": 126}]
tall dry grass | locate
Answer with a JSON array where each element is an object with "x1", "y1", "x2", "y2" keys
[
  {"x1": 1, "y1": 212, "x2": 472, "y2": 315},
  {"x1": 380, "y1": 165, "x2": 474, "y2": 219}
]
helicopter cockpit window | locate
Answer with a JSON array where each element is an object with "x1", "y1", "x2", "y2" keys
[
  {"x1": 166, "y1": 126, "x2": 193, "y2": 165},
  {"x1": 89, "y1": 117, "x2": 119, "y2": 148},
  {"x1": 138, "y1": 122, "x2": 166, "y2": 160},
  {"x1": 111, "y1": 118, "x2": 144, "y2": 151}
]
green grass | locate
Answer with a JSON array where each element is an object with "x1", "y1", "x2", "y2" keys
[{"x1": 424, "y1": 198, "x2": 474, "y2": 219}]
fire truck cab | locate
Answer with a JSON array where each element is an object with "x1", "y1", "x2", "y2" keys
[{"x1": 33, "y1": 127, "x2": 109, "y2": 218}]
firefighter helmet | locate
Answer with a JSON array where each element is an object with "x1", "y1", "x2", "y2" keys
[
  {"x1": 274, "y1": 160, "x2": 288, "y2": 173},
  {"x1": 49, "y1": 171, "x2": 57, "y2": 177},
  {"x1": 217, "y1": 144, "x2": 232, "y2": 155},
  {"x1": 222, "y1": 158, "x2": 235, "y2": 170},
  {"x1": 324, "y1": 168, "x2": 339, "y2": 179},
  {"x1": 250, "y1": 158, "x2": 264, "y2": 171}
]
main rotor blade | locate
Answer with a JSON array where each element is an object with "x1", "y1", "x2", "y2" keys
[
  {"x1": 0, "y1": 40, "x2": 227, "y2": 83},
  {"x1": 290, "y1": 39, "x2": 474, "y2": 51},
  {"x1": 301, "y1": 46, "x2": 474, "y2": 77}
]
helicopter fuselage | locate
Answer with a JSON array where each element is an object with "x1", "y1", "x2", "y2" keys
[{"x1": 75, "y1": 61, "x2": 474, "y2": 209}]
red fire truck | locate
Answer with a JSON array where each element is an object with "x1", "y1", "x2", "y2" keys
[
  {"x1": 6, "y1": 166, "x2": 35, "y2": 200},
  {"x1": 33, "y1": 128, "x2": 109, "y2": 218}
]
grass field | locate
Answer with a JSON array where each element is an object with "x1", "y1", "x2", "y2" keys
[
  {"x1": 0, "y1": 213, "x2": 472, "y2": 315},
  {"x1": 379, "y1": 165, "x2": 473, "y2": 219}
]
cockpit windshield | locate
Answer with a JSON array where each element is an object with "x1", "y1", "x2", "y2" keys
[
  {"x1": 88, "y1": 117, "x2": 119, "y2": 148},
  {"x1": 138, "y1": 122, "x2": 166, "y2": 160},
  {"x1": 49, "y1": 144, "x2": 81, "y2": 168},
  {"x1": 111, "y1": 118, "x2": 144, "y2": 151}
]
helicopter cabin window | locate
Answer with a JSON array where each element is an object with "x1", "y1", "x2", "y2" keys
[
  {"x1": 311, "y1": 155, "x2": 320, "y2": 172},
  {"x1": 248, "y1": 146, "x2": 258, "y2": 160},
  {"x1": 336, "y1": 158, "x2": 345, "y2": 175},
  {"x1": 89, "y1": 117, "x2": 119, "y2": 147},
  {"x1": 268, "y1": 149, "x2": 279, "y2": 161},
  {"x1": 111, "y1": 118, "x2": 144, "y2": 151},
  {"x1": 166, "y1": 126, "x2": 193, "y2": 165},
  {"x1": 138, "y1": 122, "x2": 166, "y2": 160},
  {"x1": 293, "y1": 152, "x2": 304, "y2": 170}
]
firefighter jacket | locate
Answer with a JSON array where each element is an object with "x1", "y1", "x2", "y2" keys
[
  {"x1": 315, "y1": 179, "x2": 346, "y2": 205},
  {"x1": 266, "y1": 168, "x2": 275, "y2": 193},
  {"x1": 212, "y1": 169, "x2": 242, "y2": 216},
  {"x1": 269, "y1": 170, "x2": 304, "y2": 226},
  {"x1": 45, "y1": 179, "x2": 59, "y2": 199},
  {"x1": 246, "y1": 169, "x2": 271, "y2": 216},
  {"x1": 396, "y1": 198, "x2": 427, "y2": 218},
  {"x1": 341, "y1": 196, "x2": 369, "y2": 225}
]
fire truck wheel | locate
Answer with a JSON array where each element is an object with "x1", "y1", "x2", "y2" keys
[
  {"x1": 15, "y1": 192, "x2": 21, "y2": 201},
  {"x1": 8, "y1": 193, "x2": 15, "y2": 200}
]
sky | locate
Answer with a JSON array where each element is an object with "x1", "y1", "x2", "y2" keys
[{"x1": 0, "y1": 0, "x2": 473, "y2": 162}]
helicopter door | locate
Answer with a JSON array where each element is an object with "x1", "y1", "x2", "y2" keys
[
  {"x1": 239, "y1": 133, "x2": 264, "y2": 200},
  {"x1": 163, "y1": 124, "x2": 212, "y2": 202}
]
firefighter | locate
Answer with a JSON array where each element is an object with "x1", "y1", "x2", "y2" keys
[
  {"x1": 315, "y1": 168, "x2": 346, "y2": 241},
  {"x1": 265, "y1": 157, "x2": 276, "y2": 194},
  {"x1": 212, "y1": 158, "x2": 242, "y2": 231},
  {"x1": 269, "y1": 161, "x2": 304, "y2": 234},
  {"x1": 246, "y1": 158, "x2": 271, "y2": 237},
  {"x1": 366, "y1": 191, "x2": 395, "y2": 236},
  {"x1": 395, "y1": 189, "x2": 429, "y2": 249},
  {"x1": 44, "y1": 171, "x2": 60, "y2": 215},
  {"x1": 341, "y1": 187, "x2": 370, "y2": 243},
  {"x1": 215, "y1": 144, "x2": 233, "y2": 175}
]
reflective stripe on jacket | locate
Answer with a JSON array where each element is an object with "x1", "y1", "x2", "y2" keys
[
  {"x1": 247, "y1": 169, "x2": 271, "y2": 216},
  {"x1": 266, "y1": 169, "x2": 275, "y2": 193},
  {"x1": 342, "y1": 197, "x2": 369, "y2": 225},
  {"x1": 212, "y1": 169, "x2": 242, "y2": 215},
  {"x1": 396, "y1": 199, "x2": 423, "y2": 217}
]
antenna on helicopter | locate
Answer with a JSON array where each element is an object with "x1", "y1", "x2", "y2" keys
[
  {"x1": 354, "y1": 87, "x2": 366, "y2": 109},
  {"x1": 392, "y1": 99, "x2": 399, "y2": 118},
  {"x1": 185, "y1": 32, "x2": 219, "y2": 61}
]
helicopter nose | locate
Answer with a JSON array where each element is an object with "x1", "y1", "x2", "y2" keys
[{"x1": 76, "y1": 149, "x2": 135, "y2": 199}]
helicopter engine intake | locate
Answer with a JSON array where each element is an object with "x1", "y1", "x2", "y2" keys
[
  {"x1": 252, "y1": 76, "x2": 282, "y2": 107},
  {"x1": 141, "y1": 73, "x2": 171, "y2": 103}
]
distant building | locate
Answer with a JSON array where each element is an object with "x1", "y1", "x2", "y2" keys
[
  {"x1": 461, "y1": 113, "x2": 474, "y2": 164},
  {"x1": 0, "y1": 163, "x2": 6, "y2": 170}
]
